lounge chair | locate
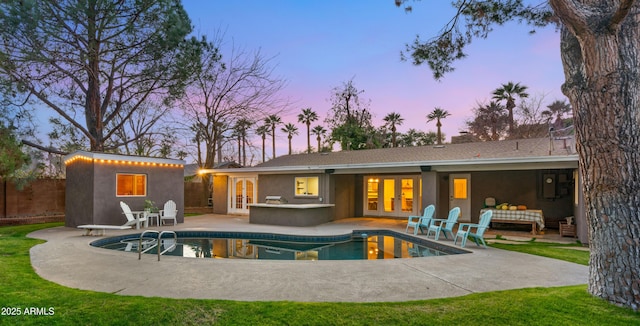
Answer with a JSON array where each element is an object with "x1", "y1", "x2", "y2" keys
[
  {"x1": 120, "y1": 201, "x2": 148, "y2": 229},
  {"x1": 405, "y1": 205, "x2": 435, "y2": 235},
  {"x1": 454, "y1": 209, "x2": 493, "y2": 248},
  {"x1": 77, "y1": 224, "x2": 132, "y2": 236},
  {"x1": 426, "y1": 207, "x2": 461, "y2": 240},
  {"x1": 160, "y1": 200, "x2": 178, "y2": 226}
]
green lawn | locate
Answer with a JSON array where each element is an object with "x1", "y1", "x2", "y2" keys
[
  {"x1": 1, "y1": 223, "x2": 638, "y2": 325},
  {"x1": 489, "y1": 239, "x2": 589, "y2": 266}
]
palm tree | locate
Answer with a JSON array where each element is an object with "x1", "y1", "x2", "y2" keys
[
  {"x1": 234, "y1": 119, "x2": 251, "y2": 165},
  {"x1": 468, "y1": 101, "x2": 508, "y2": 141},
  {"x1": 400, "y1": 128, "x2": 418, "y2": 147},
  {"x1": 426, "y1": 107, "x2": 451, "y2": 145},
  {"x1": 255, "y1": 125, "x2": 270, "y2": 162},
  {"x1": 545, "y1": 100, "x2": 572, "y2": 130},
  {"x1": 492, "y1": 82, "x2": 529, "y2": 135},
  {"x1": 264, "y1": 114, "x2": 281, "y2": 159},
  {"x1": 311, "y1": 125, "x2": 327, "y2": 152},
  {"x1": 297, "y1": 108, "x2": 318, "y2": 153},
  {"x1": 281, "y1": 123, "x2": 299, "y2": 155},
  {"x1": 383, "y1": 112, "x2": 404, "y2": 147}
]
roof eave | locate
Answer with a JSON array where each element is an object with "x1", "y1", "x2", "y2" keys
[{"x1": 201, "y1": 155, "x2": 579, "y2": 175}]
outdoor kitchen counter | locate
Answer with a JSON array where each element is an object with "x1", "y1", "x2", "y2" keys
[
  {"x1": 250, "y1": 203, "x2": 335, "y2": 209},
  {"x1": 249, "y1": 203, "x2": 335, "y2": 226}
]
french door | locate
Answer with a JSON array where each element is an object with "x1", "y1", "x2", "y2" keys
[
  {"x1": 228, "y1": 177, "x2": 256, "y2": 215},
  {"x1": 364, "y1": 176, "x2": 418, "y2": 217}
]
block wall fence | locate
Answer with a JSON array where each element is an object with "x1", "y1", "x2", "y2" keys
[{"x1": 0, "y1": 178, "x2": 209, "y2": 224}]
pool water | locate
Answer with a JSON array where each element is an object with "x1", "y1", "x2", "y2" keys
[{"x1": 92, "y1": 230, "x2": 467, "y2": 261}]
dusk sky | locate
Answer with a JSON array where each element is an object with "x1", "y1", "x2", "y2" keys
[{"x1": 182, "y1": 1, "x2": 567, "y2": 156}]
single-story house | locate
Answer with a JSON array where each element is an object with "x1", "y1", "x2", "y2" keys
[
  {"x1": 64, "y1": 151, "x2": 185, "y2": 227},
  {"x1": 184, "y1": 161, "x2": 242, "y2": 181},
  {"x1": 202, "y1": 137, "x2": 587, "y2": 243}
]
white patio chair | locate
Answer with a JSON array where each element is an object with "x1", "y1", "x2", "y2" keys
[
  {"x1": 159, "y1": 200, "x2": 178, "y2": 226},
  {"x1": 120, "y1": 201, "x2": 147, "y2": 229}
]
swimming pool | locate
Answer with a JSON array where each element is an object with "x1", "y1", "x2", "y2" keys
[{"x1": 91, "y1": 229, "x2": 468, "y2": 260}]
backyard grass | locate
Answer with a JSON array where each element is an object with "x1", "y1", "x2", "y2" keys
[
  {"x1": 1, "y1": 223, "x2": 638, "y2": 325},
  {"x1": 489, "y1": 239, "x2": 590, "y2": 266}
]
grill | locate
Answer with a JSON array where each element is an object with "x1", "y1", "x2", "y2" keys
[{"x1": 265, "y1": 196, "x2": 287, "y2": 204}]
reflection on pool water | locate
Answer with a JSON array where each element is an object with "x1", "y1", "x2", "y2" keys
[{"x1": 91, "y1": 230, "x2": 468, "y2": 261}]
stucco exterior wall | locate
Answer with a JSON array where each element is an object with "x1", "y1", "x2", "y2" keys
[
  {"x1": 65, "y1": 161, "x2": 95, "y2": 226},
  {"x1": 210, "y1": 166, "x2": 583, "y2": 238},
  {"x1": 433, "y1": 169, "x2": 575, "y2": 226},
  {"x1": 249, "y1": 204, "x2": 333, "y2": 226},
  {"x1": 352, "y1": 175, "x2": 363, "y2": 216},
  {"x1": 436, "y1": 174, "x2": 450, "y2": 219},
  {"x1": 334, "y1": 174, "x2": 355, "y2": 219},
  {"x1": 65, "y1": 155, "x2": 184, "y2": 227},
  {"x1": 212, "y1": 175, "x2": 229, "y2": 214},
  {"x1": 257, "y1": 174, "x2": 325, "y2": 204},
  {"x1": 421, "y1": 171, "x2": 438, "y2": 214},
  {"x1": 254, "y1": 173, "x2": 338, "y2": 221}
]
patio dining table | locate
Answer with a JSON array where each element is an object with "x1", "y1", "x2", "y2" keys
[{"x1": 480, "y1": 208, "x2": 545, "y2": 235}]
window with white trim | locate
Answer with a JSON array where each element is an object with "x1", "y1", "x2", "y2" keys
[{"x1": 295, "y1": 177, "x2": 319, "y2": 197}]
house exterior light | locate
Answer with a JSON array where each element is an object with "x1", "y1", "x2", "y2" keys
[{"x1": 64, "y1": 152, "x2": 184, "y2": 168}]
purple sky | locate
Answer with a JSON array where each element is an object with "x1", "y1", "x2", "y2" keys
[{"x1": 182, "y1": 1, "x2": 566, "y2": 156}]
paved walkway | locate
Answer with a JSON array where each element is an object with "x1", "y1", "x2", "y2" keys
[{"x1": 28, "y1": 215, "x2": 588, "y2": 302}]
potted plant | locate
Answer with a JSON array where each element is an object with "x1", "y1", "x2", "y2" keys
[{"x1": 144, "y1": 199, "x2": 158, "y2": 213}]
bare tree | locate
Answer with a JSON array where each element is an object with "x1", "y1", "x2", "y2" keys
[
  {"x1": 512, "y1": 94, "x2": 556, "y2": 139},
  {"x1": 325, "y1": 79, "x2": 375, "y2": 150},
  {"x1": 109, "y1": 105, "x2": 176, "y2": 157},
  {"x1": 180, "y1": 39, "x2": 287, "y2": 171}
]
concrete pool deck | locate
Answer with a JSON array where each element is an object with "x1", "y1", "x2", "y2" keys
[{"x1": 28, "y1": 214, "x2": 588, "y2": 302}]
